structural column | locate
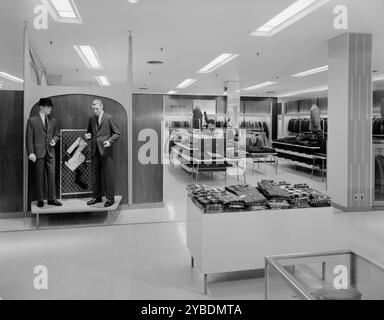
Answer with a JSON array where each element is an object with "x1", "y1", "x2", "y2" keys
[
  {"x1": 225, "y1": 81, "x2": 240, "y2": 128},
  {"x1": 328, "y1": 33, "x2": 372, "y2": 210}
]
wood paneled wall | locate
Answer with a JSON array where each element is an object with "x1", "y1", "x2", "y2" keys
[
  {"x1": 132, "y1": 94, "x2": 163, "y2": 205},
  {"x1": 29, "y1": 94, "x2": 128, "y2": 204},
  {"x1": 0, "y1": 91, "x2": 24, "y2": 213}
]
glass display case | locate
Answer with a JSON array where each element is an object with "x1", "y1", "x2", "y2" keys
[{"x1": 265, "y1": 250, "x2": 384, "y2": 300}]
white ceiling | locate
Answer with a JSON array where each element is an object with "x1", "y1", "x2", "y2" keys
[{"x1": 1, "y1": 0, "x2": 384, "y2": 96}]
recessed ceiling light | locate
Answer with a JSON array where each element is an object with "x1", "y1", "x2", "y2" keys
[
  {"x1": 0, "y1": 71, "x2": 24, "y2": 83},
  {"x1": 128, "y1": 0, "x2": 139, "y2": 3},
  {"x1": 251, "y1": 0, "x2": 330, "y2": 37},
  {"x1": 243, "y1": 81, "x2": 278, "y2": 91},
  {"x1": 198, "y1": 53, "x2": 239, "y2": 73},
  {"x1": 176, "y1": 79, "x2": 197, "y2": 89},
  {"x1": 41, "y1": 0, "x2": 82, "y2": 23},
  {"x1": 167, "y1": 90, "x2": 178, "y2": 94},
  {"x1": 95, "y1": 76, "x2": 110, "y2": 87},
  {"x1": 74, "y1": 45, "x2": 103, "y2": 69},
  {"x1": 147, "y1": 61, "x2": 164, "y2": 65},
  {"x1": 292, "y1": 65, "x2": 328, "y2": 77}
]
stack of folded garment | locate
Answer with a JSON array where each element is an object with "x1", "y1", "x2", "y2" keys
[
  {"x1": 278, "y1": 182, "x2": 311, "y2": 208},
  {"x1": 293, "y1": 184, "x2": 332, "y2": 207},
  {"x1": 257, "y1": 180, "x2": 292, "y2": 209},
  {"x1": 186, "y1": 184, "x2": 245, "y2": 213},
  {"x1": 226, "y1": 185, "x2": 268, "y2": 210}
]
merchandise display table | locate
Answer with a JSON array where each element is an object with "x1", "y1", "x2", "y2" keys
[
  {"x1": 171, "y1": 145, "x2": 246, "y2": 182},
  {"x1": 248, "y1": 152, "x2": 278, "y2": 175},
  {"x1": 311, "y1": 153, "x2": 327, "y2": 183},
  {"x1": 31, "y1": 196, "x2": 122, "y2": 229},
  {"x1": 186, "y1": 199, "x2": 340, "y2": 295}
]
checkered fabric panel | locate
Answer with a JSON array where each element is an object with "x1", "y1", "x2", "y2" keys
[{"x1": 60, "y1": 130, "x2": 93, "y2": 196}]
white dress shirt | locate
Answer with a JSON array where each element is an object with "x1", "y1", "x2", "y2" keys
[
  {"x1": 97, "y1": 111, "x2": 104, "y2": 126},
  {"x1": 39, "y1": 112, "x2": 47, "y2": 126}
]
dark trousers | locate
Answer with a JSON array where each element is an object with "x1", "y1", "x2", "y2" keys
[
  {"x1": 92, "y1": 148, "x2": 114, "y2": 200},
  {"x1": 35, "y1": 155, "x2": 56, "y2": 201}
]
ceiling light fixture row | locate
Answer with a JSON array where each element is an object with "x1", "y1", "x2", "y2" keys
[
  {"x1": 292, "y1": 65, "x2": 329, "y2": 77},
  {"x1": 176, "y1": 79, "x2": 197, "y2": 89},
  {"x1": 243, "y1": 81, "x2": 278, "y2": 91},
  {"x1": 251, "y1": 0, "x2": 330, "y2": 37},
  {"x1": 0, "y1": 72, "x2": 24, "y2": 83},
  {"x1": 169, "y1": 53, "x2": 239, "y2": 94},
  {"x1": 95, "y1": 75, "x2": 110, "y2": 87},
  {"x1": 41, "y1": 0, "x2": 82, "y2": 23}
]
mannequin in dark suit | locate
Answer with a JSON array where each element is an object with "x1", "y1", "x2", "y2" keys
[
  {"x1": 26, "y1": 98, "x2": 62, "y2": 208},
  {"x1": 85, "y1": 99, "x2": 120, "y2": 208}
]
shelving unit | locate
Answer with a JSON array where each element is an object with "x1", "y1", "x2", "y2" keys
[
  {"x1": 272, "y1": 141, "x2": 326, "y2": 177},
  {"x1": 171, "y1": 138, "x2": 246, "y2": 182}
]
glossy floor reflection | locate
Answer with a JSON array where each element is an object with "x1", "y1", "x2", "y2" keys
[{"x1": 1, "y1": 160, "x2": 384, "y2": 299}]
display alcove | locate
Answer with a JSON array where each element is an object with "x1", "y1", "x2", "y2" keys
[{"x1": 28, "y1": 94, "x2": 128, "y2": 227}]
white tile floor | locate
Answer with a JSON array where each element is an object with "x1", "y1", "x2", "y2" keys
[{"x1": 0, "y1": 159, "x2": 384, "y2": 299}]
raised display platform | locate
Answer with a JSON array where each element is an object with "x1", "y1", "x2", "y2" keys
[
  {"x1": 31, "y1": 196, "x2": 122, "y2": 229},
  {"x1": 186, "y1": 198, "x2": 341, "y2": 295}
]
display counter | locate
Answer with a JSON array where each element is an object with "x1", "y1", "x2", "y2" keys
[
  {"x1": 186, "y1": 190, "x2": 340, "y2": 294},
  {"x1": 265, "y1": 250, "x2": 384, "y2": 300}
]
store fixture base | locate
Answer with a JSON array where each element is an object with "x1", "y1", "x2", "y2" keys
[{"x1": 31, "y1": 196, "x2": 122, "y2": 229}]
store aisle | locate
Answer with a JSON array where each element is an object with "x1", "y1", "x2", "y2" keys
[
  {"x1": 0, "y1": 222, "x2": 266, "y2": 300},
  {"x1": 1, "y1": 207, "x2": 384, "y2": 299}
]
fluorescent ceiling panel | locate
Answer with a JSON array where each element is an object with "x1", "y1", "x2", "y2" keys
[
  {"x1": 198, "y1": 53, "x2": 239, "y2": 73},
  {"x1": 251, "y1": 0, "x2": 330, "y2": 37},
  {"x1": 292, "y1": 65, "x2": 328, "y2": 77},
  {"x1": 0, "y1": 72, "x2": 24, "y2": 83},
  {"x1": 74, "y1": 45, "x2": 103, "y2": 69},
  {"x1": 167, "y1": 90, "x2": 178, "y2": 94},
  {"x1": 95, "y1": 76, "x2": 110, "y2": 86},
  {"x1": 243, "y1": 81, "x2": 277, "y2": 91},
  {"x1": 277, "y1": 85, "x2": 328, "y2": 98},
  {"x1": 176, "y1": 79, "x2": 197, "y2": 89},
  {"x1": 41, "y1": 0, "x2": 82, "y2": 23}
]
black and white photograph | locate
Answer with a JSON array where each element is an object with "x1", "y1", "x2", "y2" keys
[{"x1": 1, "y1": 0, "x2": 384, "y2": 308}]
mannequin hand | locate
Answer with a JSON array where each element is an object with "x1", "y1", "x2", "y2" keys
[
  {"x1": 29, "y1": 154, "x2": 37, "y2": 163},
  {"x1": 50, "y1": 140, "x2": 56, "y2": 147},
  {"x1": 103, "y1": 141, "x2": 111, "y2": 148},
  {"x1": 84, "y1": 133, "x2": 91, "y2": 140}
]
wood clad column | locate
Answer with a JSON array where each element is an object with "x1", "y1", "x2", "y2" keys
[
  {"x1": 132, "y1": 94, "x2": 163, "y2": 206},
  {"x1": 328, "y1": 33, "x2": 372, "y2": 210}
]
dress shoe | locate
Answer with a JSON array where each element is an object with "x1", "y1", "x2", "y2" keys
[
  {"x1": 37, "y1": 201, "x2": 44, "y2": 208},
  {"x1": 48, "y1": 200, "x2": 62, "y2": 206},
  {"x1": 87, "y1": 198, "x2": 102, "y2": 206},
  {"x1": 104, "y1": 199, "x2": 115, "y2": 208}
]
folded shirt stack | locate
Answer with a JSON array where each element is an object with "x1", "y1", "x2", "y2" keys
[
  {"x1": 257, "y1": 180, "x2": 292, "y2": 200},
  {"x1": 226, "y1": 185, "x2": 268, "y2": 210}
]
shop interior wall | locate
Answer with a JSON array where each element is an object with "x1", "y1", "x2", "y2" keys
[
  {"x1": 281, "y1": 97, "x2": 328, "y2": 137},
  {"x1": 0, "y1": 90, "x2": 24, "y2": 213},
  {"x1": 132, "y1": 94, "x2": 163, "y2": 205},
  {"x1": 28, "y1": 94, "x2": 128, "y2": 205}
]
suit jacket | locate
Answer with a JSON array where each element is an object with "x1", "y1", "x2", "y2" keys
[
  {"x1": 26, "y1": 115, "x2": 60, "y2": 159},
  {"x1": 87, "y1": 113, "x2": 120, "y2": 157}
]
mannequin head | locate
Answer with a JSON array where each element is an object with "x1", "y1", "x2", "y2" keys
[
  {"x1": 92, "y1": 99, "x2": 104, "y2": 116},
  {"x1": 38, "y1": 98, "x2": 53, "y2": 115}
]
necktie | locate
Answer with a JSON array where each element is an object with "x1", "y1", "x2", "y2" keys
[
  {"x1": 96, "y1": 115, "x2": 99, "y2": 127},
  {"x1": 44, "y1": 115, "x2": 48, "y2": 130}
]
